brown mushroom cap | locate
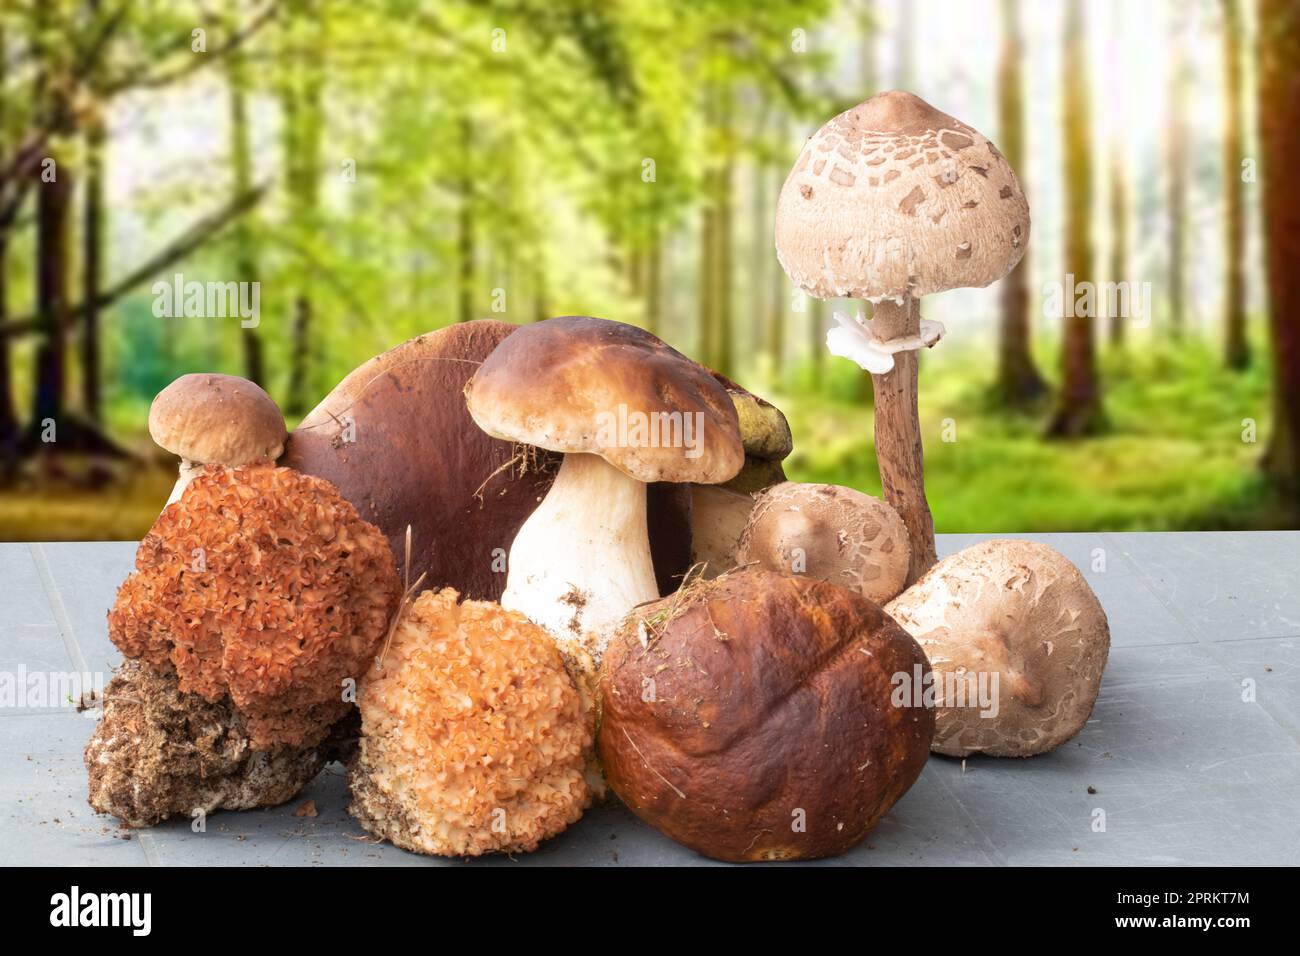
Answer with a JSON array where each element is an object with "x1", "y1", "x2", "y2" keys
[
  {"x1": 599, "y1": 569, "x2": 934, "y2": 862},
  {"x1": 884, "y1": 538, "x2": 1110, "y2": 757},
  {"x1": 148, "y1": 373, "x2": 286, "y2": 465},
  {"x1": 283, "y1": 320, "x2": 693, "y2": 598},
  {"x1": 737, "y1": 482, "x2": 910, "y2": 605},
  {"x1": 108, "y1": 465, "x2": 400, "y2": 749},
  {"x1": 465, "y1": 316, "x2": 744, "y2": 485},
  {"x1": 349, "y1": 588, "x2": 591, "y2": 857},
  {"x1": 775, "y1": 90, "x2": 1030, "y2": 302}
]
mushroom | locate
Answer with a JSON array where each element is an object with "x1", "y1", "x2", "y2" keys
[
  {"x1": 85, "y1": 661, "x2": 328, "y2": 828},
  {"x1": 108, "y1": 465, "x2": 400, "y2": 748},
  {"x1": 282, "y1": 320, "x2": 695, "y2": 601},
  {"x1": 689, "y1": 376, "x2": 795, "y2": 578},
  {"x1": 349, "y1": 588, "x2": 591, "y2": 857},
  {"x1": 736, "y1": 482, "x2": 910, "y2": 604},
  {"x1": 884, "y1": 538, "x2": 1110, "y2": 757},
  {"x1": 599, "y1": 568, "x2": 934, "y2": 862},
  {"x1": 775, "y1": 90, "x2": 1030, "y2": 584},
  {"x1": 464, "y1": 316, "x2": 743, "y2": 679},
  {"x1": 148, "y1": 373, "x2": 286, "y2": 507}
]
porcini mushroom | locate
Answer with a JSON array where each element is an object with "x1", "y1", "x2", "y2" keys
[
  {"x1": 148, "y1": 373, "x2": 286, "y2": 507},
  {"x1": 349, "y1": 588, "x2": 591, "y2": 857},
  {"x1": 108, "y1": 465, "x2": 400, "y2": 748},
  {"x1": 736, "y1": 482, "x2": 910, "y2": 604},
  {"x1": 282, "y1": 320, "x2": 695, "y2": 601},
  {"x1": 600, "y1": 569, "x2": 934, "y2": 862},
  {"x1": 884, "y1": 538, "x2": 1110, "y2": 757},
  {"x1": 464, "y1": 316, "x2": 743, "y2": 679},
  {"x1": 775, "y1": 90, "x2": 1030, "y2": 584}
]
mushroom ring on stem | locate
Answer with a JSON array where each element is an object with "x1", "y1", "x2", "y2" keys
[
  {"x1": 464, "y1": 316, "x2": 744, "y2": 682},
  {"x1": 148, "y1": 373, "x2": 286, "y2": 507},
  {"x1": 775, "y1": 90, "x2": 1030, "y2": 585}
]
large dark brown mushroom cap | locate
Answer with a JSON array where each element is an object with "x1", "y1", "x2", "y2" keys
[
  {"x1": 465, "y1": 316, "x2": 744, "y2": 485},
  {"x1": 282, "y1": 320, "x2": 693, "y2": 599},
  {"x1": 885, "y1": 539, "x2": 1110, "y2": 757},
  {"x1": 108, "y1": 465, "x2": 400, "y2": 749},
  {"x1": 599, "y1": 568, "x2": 934, "y2": 862}
]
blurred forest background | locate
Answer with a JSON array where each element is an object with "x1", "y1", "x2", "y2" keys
[{"x1": 0, "y1": 0, "x2": 1298, "y2": 540}]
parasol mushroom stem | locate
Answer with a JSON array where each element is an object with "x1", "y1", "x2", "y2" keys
[{"x1": 870, "y1": 296, "x2": 937, "y2": 584}]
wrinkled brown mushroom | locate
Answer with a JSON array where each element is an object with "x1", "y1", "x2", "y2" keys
[
  {"x1": 148, "y1": 373, "x2": 286, "y2": 507},
  {"x1": 885, "y1": 538, "x2": 1110, "y2": 757},
  {"x1": 736, "y1": 482, "x2": 910, "y2": 604},
  {"x1": 776, "y1": 90, "x2": 1030, "y2": 584},
  {"x1": 600, "y1": 569, "x2": 933, "y2": 862},
  {"x1": 349, "y1": 588, "x2": 591, "y2": 857},
  {"x1": 85, "y1": 661, "x2": 327, "y2": 828},
  {"x1": 108, "y1": 465, "x2": 400, "y2": 749}
]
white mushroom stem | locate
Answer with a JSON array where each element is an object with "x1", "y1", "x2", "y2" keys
[
  {"x1": 827, "y1": 309, "x2": 945, "y2": 375},
  {"x1": 501, "y1": 452, "x2": 658, "y2": 671},
  {"x1": 165, "y1": 459, "x2": 207, "y2": 506}
]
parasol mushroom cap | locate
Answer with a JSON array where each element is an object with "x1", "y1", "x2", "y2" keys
[
  {"x1": 349, "y1": 588, "x2": 591, "y2": 857},
  {"x1": 885, "y1": 538, "x2": 1110, "y2": 757},
  {"x1": 737, "y1": 482, "x2": 910, "y2": 605},
  {"x1": 148, "y1": 373, "x2": 286, "y2": 466},
  {"x1": 775, "y1": 89, "x2": 1030, "y2": 304},
  {"x1": 465, "y1": 316, "x2": 744, "y2": 484}
]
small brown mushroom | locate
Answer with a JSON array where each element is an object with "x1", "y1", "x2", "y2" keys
[
  {"x1": 775, "y1": 90, "x2": 1030, "y2": 584},
  {"x1": 148, "y1": 373, "x2": 286, "y2": 507},
  {"x1": 884, "y1": 539, "x2": 1110, "y2": 757},
  {"x1": 736, "y1": 482, "x2": 910, "y2": 605}
]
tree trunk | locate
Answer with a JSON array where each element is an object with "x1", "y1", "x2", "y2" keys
[
  {"x1": 31, "y1": 152, "x2": 72, "y2": 437},
  {"x1": 1223, "y1": 0, "x2": 1250, "y2": 370},
  {"x1": 871, "y1": 296, "x2": 936, "y2": 584},
  {"x1": 1108, "y1": 147, "x2": 1128, "y2": 348},
  {"x1": 809, "y1": 296, "x2": 824, "y2": 389},
  {"x1": 1259, "y1": 0, "x2": 1300, "y2": 506},
  {"x1": 81, "y1": 103, "x2": 104, "y2": 425},
  {"x1": 1167, "y1": 10, "x2": 1189, "y2": 340},
  {"x1": 227, "y1": 47, "x2": 264, "y2": 385},
  {"x1": 993, "y1": 0, "x2": 1047, "y2": 406},
  {"x1": 766, "y1": 119, "x2": 787, "y2": 375},
  {"x1": 457, "y1": 115, "x2": 475, "y2": 325},
  {"x1": 644, "y1": 231, "x2": 661, "y2": 336},
  {"x1": 1048, "y1": 0, "x2": 1105, "y2": 437},
  {"x1": 0, "y1": 22, "x2": 17, "y2": 462}
]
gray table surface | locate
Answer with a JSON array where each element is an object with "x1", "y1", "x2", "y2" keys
[{"x1": 2, "y1": 531, "x2": 1298, "y2": 867}]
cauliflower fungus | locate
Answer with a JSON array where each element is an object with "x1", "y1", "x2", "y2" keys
[
  {"x1": 349, "y1": 588, "x2": 592, "y2": 857},
  {"x1": 108, "y1": 465, "x2": 400, "y2": 748}
]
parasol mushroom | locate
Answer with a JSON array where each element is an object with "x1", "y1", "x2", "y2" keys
[
  {"x1": 148, "y1": 373, "x2": 286, "y2": 507},
  {"x1": 884, "y1": 538, "x2": 1110, "y2": 757},
  {"x1": 464, "y1": 316, "x2": 743, "y2": 680},
  {"x1": 775, "y1": 90, "x2": 1030, "y2": 584}
]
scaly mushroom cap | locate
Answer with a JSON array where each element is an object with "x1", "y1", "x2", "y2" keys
[
  {"x1": 349, "y1": 588, "x2": 591, "y2": 857},
  {"x1": 599, "y1": 569, "x2": 934, "y2": 862},
  {"x1": 465, "y1": 316, "x2": 744, "y2": 485},
  {"x1": 108, "y1": 465, "x2": 400, "y2": 749},
  {"x1": 737, "y1": 482, "x2": 910, "y2": 605},
  {"x1": 148, "y1": 373, "x2": 286, "y2": 465},
  {"x1": 85, "y1": 661, "x2": 327, "y2": 828},
  {"x1": 775, "y1": 90, "x2": 1030, "y2": 302},
  {"x1": 885, "y1": 539, "x2": 1110, "y2": 757}
]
